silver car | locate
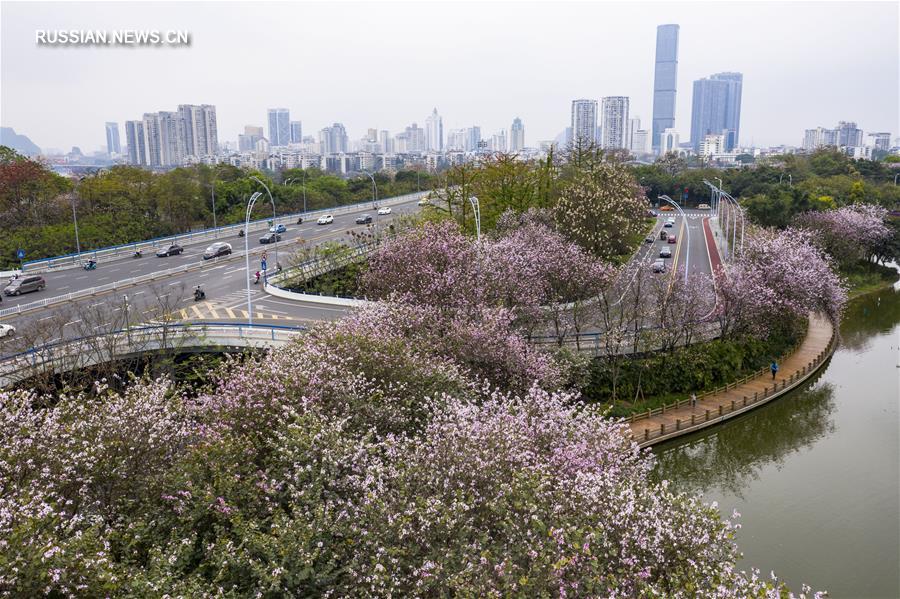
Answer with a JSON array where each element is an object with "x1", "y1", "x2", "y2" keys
[{"x1": 3, "y1": 275, "x2": 46, "y2": 296}]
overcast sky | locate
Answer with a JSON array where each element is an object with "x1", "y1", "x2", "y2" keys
[{"x1": 2, "y1": 1, "x2": 898, "y2": 153}]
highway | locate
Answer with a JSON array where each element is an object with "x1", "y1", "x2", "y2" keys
[
  {"x1": 0, "y1": 202, "x2": 719, "y2": 357},
  {"x1": 0, "y1": 197, "x2": 424, "y2": 353}
]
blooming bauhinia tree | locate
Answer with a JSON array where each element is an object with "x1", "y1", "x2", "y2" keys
[
  {"x1": 717, "y1": 227, "x2": 847, "y2": 337},
  {"x1": 794, "y1": 204, "x2": 890, "y2": 268}
]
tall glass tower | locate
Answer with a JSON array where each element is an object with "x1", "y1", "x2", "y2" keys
[{"x1": 651, "y1": 24, "x2": 679, "y2": 153}]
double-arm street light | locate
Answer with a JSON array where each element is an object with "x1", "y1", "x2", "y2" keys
[
  {"x1": 250, "y1": 176, "x2": 280, "y2": 271},
  {"x1": 244, "y1": 191, "x2": 265, "y2": 326},
  {"x1": 779, "y1": 173, "x2": 793, "y2": 186},
  {"x1": 659, "y1": 195, "x2": 690, "y2": 283},
  {"x1": 361, "y1": 170, "x2": 378, "y2": 209},
  {"x1": 468, "y1": 196, "x2": 481, "y2": 241}
]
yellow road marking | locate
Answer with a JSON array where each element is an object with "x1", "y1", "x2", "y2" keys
[
  {"x1": 668, "y1": 218, "x2": 686, "y2": 287},
  {"x1": 204, "y1": 302, "x2": 220, "y2": 319},
  {"x1": 225, "y1": 307, "x2": 237, "y2": 318},
  {"x1": 191, "y1": 305, "x2": 204, "y2": 318},
  {"x1": 180, "y1": 308, "x2": 189, "y2": 319},
  {"x1": 241, "y1": 310, "x2": 249, "y2": 318}
]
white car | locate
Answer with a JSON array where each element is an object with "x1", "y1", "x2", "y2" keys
[
  {"x1": 0, "y1": 323, "x2": 15, "y2": 338},
  {"x1": 651, "y1": 259, "x2": 666, "y2": 273},
  {"x1": 317, "y1": 214, "x2": 334, "y2": 225},
  {"x1": 377, "y1": 206, "x2": 392, "y2": 215},
  {"x1": 417, "y1": 198, "x2": 429, "y2": 206}
]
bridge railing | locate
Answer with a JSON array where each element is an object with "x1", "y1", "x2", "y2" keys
[
  {"x1": 20, "y1": 191, "x2": 427, "y2": 273},
  {"x1": 0, "y1": 322, "x2": 306, "y2": 386}
]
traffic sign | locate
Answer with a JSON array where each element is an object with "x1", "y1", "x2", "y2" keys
[
  {"x1": 261, "y1": 258, "x2": 267, "y2": 271},
  {"x1": 15, "y1": 249, "x2": 25, "y2": 260}
]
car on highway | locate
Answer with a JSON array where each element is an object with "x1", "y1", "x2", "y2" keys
[
  {"x1": 417, "y1": 198, "x2": 429, "y2": 206},
  {"x1": 355, "y1": 214, "x2": 373, "y2": 225},
  {"x1": 659, "y1": 204, "x2": 674, "y2": 211},
  {"x1": 659, "y1": 230, "x2": 669, "y2": 241},
  {"x1": 698, "y1": 203, "x2": 710, "y2": 210},
  {"x1": 203, "y1": 242, "x2": 232, "y2": 260},
  {"x1": 644, "y1": 235, "x2": 654, "y2": 243},
  {"x1": 270, "y1": 224, "x2": 287, "y2": 234},
  {"x1": 651, "y1": 259, "x2": 666, "y2": 273},
  {"x1": 3, "y1": 274, "x2": 46, "y2": 296},
  {"x1": 663, "y1": 221, "x2": 674, "y2": 228},
  {"x1": 259, "y1": 232, "x2": 282, "y2": 244},
  {"x1": 317, "y1": 214, "x2": 334, "y2": 225},
  {"x1": 667, "y1": 234, "x2": 677, "y2": 244},
  {"x1": 659, "y1": 247, "x2": 672, "y2": 258},
  {"x1": 155, "y1": 243, "x2": 184, "y2": 257},
  {"x1": 377, "y1": 206, "x2": 392, "y2": 215},
  {"x1": 0, "y1": 323, "x2": 14, "y2": 338}
]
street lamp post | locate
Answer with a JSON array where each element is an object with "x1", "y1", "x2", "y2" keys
[
  {"x1": 71, "y1": 195, "x2": 82, "y2": 260},
  {"x1": 211, "y1": 178, "x2": 218, "y2": 238},
  {"x1": 244, "y1": 191, "x2": 263, "y2": 326},
  {"x1": 250, "y1": 176, "x2": 280, "y2": 273},
  {"x1": 894, "y1": 173, "x2": 899, "y2": 186},
  {"x1": 659, "y1": 195, "x2": 690, "y2": 283},
  {"x1": 468, "y1": 196, "x2": 481, "y2": 241},
  {"x1": 362, "y1": 170, "x2": 377, "y2": 209}
]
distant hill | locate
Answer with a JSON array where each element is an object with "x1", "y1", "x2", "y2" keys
[{"x1": 0, "y1": 127, "x2": 41, "y2": 156}]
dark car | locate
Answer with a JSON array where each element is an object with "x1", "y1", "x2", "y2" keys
[
  {"x1": 355, "y1": 214, "x2": 373, "y2": 225},
  {"x1": 203, "y1": 242, "x2": 232, "y2": 260},
  {"x1": 259, "y1": 232, "x2": 282, "y2": 244},
  {"x1": 663, "y1": 221, "x2": 674, "y2": 228},
  {"x1": 3, "y1": 274, "x2": 46, "y2": 296},
  {"x1": 155, "y1": 243, "x2": 184, "y2": 257}
]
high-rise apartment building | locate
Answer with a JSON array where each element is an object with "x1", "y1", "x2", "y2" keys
[
  {"x1": 267, "y1": 108, "x2": 291, "y2": 147},
  {"x1": 425, "y1": 108, "x2": 443, "y2": 152},
  {"x1": 601, "y1": 96, "x2": 629, "y2": 150},
  {"x1": 651, "y1": 24, "x2": 679, "y2": 153},
  {"x1": 378, "y1": 130, "x2": 392, "y2": 154},
  {"x1": 661, "y1": 128, "x2": 680, "y2": 154},
  {"x1": 466, "y1": 126, "x2": 482, "y2": 152},
  {"x1": 124, "y1": 120, "x2": 145, "y2": 165},
  {"x1": 510, "y1": 117, "x2": 525, "y2": 152},
  {"x1": 571, "y1": 99, "x2": 598, "y2": 145},
  {"x1": 631, "y1": 129, "x2": 649, "y2": 155},
  {"x1": 491, "y1": 130, "x2": 507, "y2": 153},
  {"x1": 690, "y1": 72, "x2": 743, "y2": 152},
  {"x1": 836, "y1": 121, "x2": 863, "y2": 147},
  {"x1": 406, "y1": 123, "x2": 426, "y2": 153},
  {"x1": 178, "y1": 104, "x2": 218, "y2": 158},
  {"x1": 803, "y1": 127, "x2": 837, "y2": 151},
  {"x1": 868, "y1": 132, "x2": 891, "y2": 151},
  {"x1": 319, "y1": 123, "x2": 348, "y2": 154},
  {"x1": 105, "y1": 122, "x2": 121, "y2": 156},
  {"x1": 290, "y1": 121, "x2": 302, "y2": 144},
  {"x1": 238, "y1": 125, "x2": 264, "y2": 152}
]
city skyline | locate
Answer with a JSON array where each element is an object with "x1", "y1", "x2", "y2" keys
[{"x1": 1, "y1": 2, "x2": 898, "y2": 153}]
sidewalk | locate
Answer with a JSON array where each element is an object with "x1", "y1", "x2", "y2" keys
[{"x1": 628, "y1": 312, "x2": 836, "y2": 447}]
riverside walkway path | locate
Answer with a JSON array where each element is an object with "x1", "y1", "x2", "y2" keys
[{"x1": 628, "y1": 312, "x2": 837, "y2": 448}]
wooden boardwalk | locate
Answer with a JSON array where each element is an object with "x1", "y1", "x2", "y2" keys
[{"x1": 628, "y1": 313, "x2": 836, "y2": 448}]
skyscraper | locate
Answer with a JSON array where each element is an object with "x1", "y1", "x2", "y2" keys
[
  {"x1": 601, "y1": 96, "x2": 629, "y2": 149},
  {"x1": 124, "y1": 121, "x2": 145, "y2": 165},
  {"x1": 690, "y1": 72, "x2": 743, "y2": 152},
  {"x1": 105, "y1": 122, "x2": 121, "y2": 155},
  {"x1": 319, "y1": 123, "x2": 348, "y2": 154},
  {"x1": 406, "y1": 123, "x2": 426, "y2": 153},
  {"x1": 267, "y1": 108, "x2": 291, "y2": 147},
  {"x1": 651, "y1": 24, "x2": 679, "y2": 153},
  {"x1": 571, "y1": 99, "x2": 598, "y2": 145},
  {"x1": 661, "y1": 128, "x2": 680, "y2": 154},
  {"x1": 290, "y1": 121, "x2": 302, "y2": 144},
  {"x1": 178, "y1": 104, "x2": 218, "y2": 158},
  {"x1": 510, "y1": 117, "x2": 525, "y2": 152},
  {"x1": 836, "y1": 121, "x2": 863, "y2": 147},
  {"x1": 425, "y1": 108, "x2": 443, "y2": 152},
  {"x1": 239, "y1": 125, "x2": 264, "y2": 152}
]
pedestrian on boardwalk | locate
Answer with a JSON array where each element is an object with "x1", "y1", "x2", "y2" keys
[
  {"x1": 690, "y1": 393, "x2": 697, "y2": 408},
  {"x1": 770, "y1": 360, "x2": 778, "y2": 380}
]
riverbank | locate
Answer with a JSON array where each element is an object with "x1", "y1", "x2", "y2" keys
[{"x1": 845, "y1": 260, "x2": 899, "y2": 299}]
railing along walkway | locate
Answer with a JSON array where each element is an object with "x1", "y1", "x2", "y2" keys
[{"x1": 629, "y1": 312, "x2": 836, "y2": 447}]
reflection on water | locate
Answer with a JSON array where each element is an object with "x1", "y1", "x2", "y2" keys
[
  {"x1": 652, "y1": 372, "x2": 835, "y2": 499},
  {"x1": 654, "y1": 286, "x2": 900, "y2": 598}
]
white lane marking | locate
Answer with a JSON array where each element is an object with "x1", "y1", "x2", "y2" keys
[
  {"x1": 168, "y1": 281, "x2": 182, "y2": 286},
  {"x1": 76, "y1": 275, "x2": 87, "y2": 280},
  {"x1": 64, "y1": 320, "x2": 81, "y2": 326},
  {"x1": 57, "y1": 285, "x2": 70, "y2": 290},
  {"x1": 224, "y1": 267, "x2": 245, "y2": 274},
  {"x1": 90, "y1": 302, "x2": 104, "y2": 308},
  {"x1": 97, "y1": 277, "x2": 110, "y2": 281},
  {"x1": 132, "y1": 290, "x2": 144, "y2": 295},
  {"x1": 39, "y1": 316, "x2": 53, "y2": 321}
]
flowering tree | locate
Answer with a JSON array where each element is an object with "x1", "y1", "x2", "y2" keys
[
  {"x1": 555, "y1": 165, "x2": 650, "y2": 261},
  {"x1": 794, "y1": 204, "x2": 890, "y2": 268},
  {"x1": 0, "y1": 308, "x2": 822, "y2": 596},
  {"x1": 717, "y1": 227, "x2": 847, "y2": 337}
]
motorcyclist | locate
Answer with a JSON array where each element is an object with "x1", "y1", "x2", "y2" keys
[
  {"x1": 133, "y1": 249, "x2": 142, "y2": 258},
  {"x1": 254, "y1": 270, "x2": 261, "y2": 284},
  {"x1": 194, "y1": 285, "x2": 205, "y2": 300}
]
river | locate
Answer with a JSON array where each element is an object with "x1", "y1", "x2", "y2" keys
[{"x1": 654, "y1": 284, "x2": 900, "y2": 598}]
